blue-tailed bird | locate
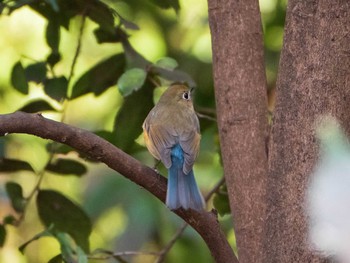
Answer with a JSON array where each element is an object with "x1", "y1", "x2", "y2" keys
[{"x1": 142, "y1": 83, "x2": 205, "y2": 211}]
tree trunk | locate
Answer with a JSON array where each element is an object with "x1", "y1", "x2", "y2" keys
[
  {"x1": 264, "y1": 0, "x2": 350, "y2": 262},
  {"x1": 208, "y1": 1, "x2": 268, "y2": 263}
]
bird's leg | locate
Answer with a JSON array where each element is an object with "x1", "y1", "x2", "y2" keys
[{"x1": 153, "y1": 159, "x2": 161, "y2": 174}]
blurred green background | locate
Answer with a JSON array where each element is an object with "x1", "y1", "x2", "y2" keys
[{"x1": 0, "y1": 0, "x2": 286, "y2": 262}]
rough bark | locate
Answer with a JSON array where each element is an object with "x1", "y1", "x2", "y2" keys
[
  {"x1": 208, "y1": 1, "x2": 268, "y2": 263},
  {"x1": 264, "y1": 0, "x2": 350, "y2": 262},
  {"x1": 0, "y1": 111, "x2": 237, "y2": 263}
]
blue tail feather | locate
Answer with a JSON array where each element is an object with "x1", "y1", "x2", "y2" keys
[{"x1": 166, "y1": 144, "x2": 205, "y2": 211}]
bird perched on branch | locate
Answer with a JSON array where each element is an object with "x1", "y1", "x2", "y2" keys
[{"x1": 142, "y1": 83, "x2": 205, "y2": 211}]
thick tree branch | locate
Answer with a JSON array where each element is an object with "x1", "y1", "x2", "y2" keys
[
  {"x1": 0, "y1": 111, "x2": 237, "y2": 263},
  {"x1": 208, "y1": 0, "x2": 268, "y2": 262},
  {"x1": 264, "y1": 0, "x2": 350, "y2": 262}
]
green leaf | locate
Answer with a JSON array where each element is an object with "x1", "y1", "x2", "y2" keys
[
  {"x1": 55, "y1": 232, "x2": 75, "y2": 263},
  {"x1": 45, "y1": 0, "x2": 59, "y2": 12},
  {"x1": 45, "y1": 158, "x2": 87, "y2": 176},
  {"x1": 150, "y1": 0, "x2": 180, "y2": 12},
  {"x1": 117, "y1": 68, "x2": 147, "y2": 96},
  {"x1": 155, "y1": 57, "x2": 178, "y2": 70},
  {"x1": 116, "y1": 13, "x2": 139, "y2": 30},
  {"x1": 19, "y1": 225, "x2": 54, "y2": 253},
  {"x1": 86, "y1": 1, "x2": 115, "y2": 33},
  {"x1": 71, "y1": 53, "x2": 126, "y2": 99},
  {"x1": 11, "y1": 61, "x2": 29, "y2": 94},
  {"x1": 77, "y1": 246, "x2": 88, "y2": 263},
  {"x1": 47, "y1": 51, "x2": 61, "y2": 67},
  {"x1": 93, "y1": 27, "x2": 122, "y2": 44},
  {"x1": 0, "y1": 224, "x2": 6, "y2": 247},
  {"x1": 37, "y1": 190, "x2": 92, "y2": 252},
  {"x1": 46, "y1": 20, "x2": 60, "y2": 52},
  {"x1": 44, "y1": 76, "x2": 68, "y2": 101},
  {"x1": 151, "y1": 66, "x2": 196, "y2": 87},
  {"x1": 18, "y1": 99, "x2": 56, "y2": 113},
  {"x1": 25, "y1": 62, "x2": 47, "y2": 83},
  {"x1": 0, "y1": 158, "x2": 34, "y2": 172},
  {"x1": 213, "y1": 186, "x2": 231, "y2": 216},
  {"x1": 8, "y1": 0, "x2": 35, "y2": 13},
  {"x1": 29, "y1": 2, "x2": 71, "y2": 29},
  {"x1": 113, "y1": 80, "x2": 154, "y2": 151},
  {"x1": 3, "y1": 215, "x2": 16, "y2": 225},
  {"x1": 5, "y1": 182, "x2": 27, "y2": 213},
  {"x1": 48, "y1": 254, "x2": 63, "y2": 263}
]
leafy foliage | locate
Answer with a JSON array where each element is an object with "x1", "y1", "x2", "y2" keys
[
  {"x1": 0, "y1": 158, "x2": 34, "y2": 172},
  {"x1": 0, "y1": 224, "x2": 6, "y2": 247},
  {"x1": 37, "y1": 190, "x2": 92, "y2": 252},
  {"x1": 45, "y1": 158, "x2": 87, "y2": 176},
  {"x1": 71, "y1": 53, "x2": 126, "y2": 99},
  {"x1": 5, "y1": 182, "x2": 27, "y2": 213},
  {"x1": 11, "y1": 61, "x2": 28, "y2": 94},
  {"x1": 0, "y1": 0, "x2": 287, "y2": 261}
]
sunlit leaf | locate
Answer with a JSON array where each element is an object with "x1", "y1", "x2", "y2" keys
[
  {"x1": 0, "y1": 158, "x2": 34, "y2": 172},
  {"x1": 37, "y1": 190, "x2": 92, "y2": 252},
  {"x1": 5, "y1": 182, "x2": 26, "y2": 213},
  {"x1": 25, "y1": 62, "x2": 47, "y2": 84},
  {"x1": 117, "y1": 68, "x2": 147, "y2": 96},
  {"x1": 71, "y1": 53, "x2": 125, "y2": 99},
  {"x1": 113, "y1": 81, "x2": 154, "y2": 151},
  {"x1": 44, "y1": 76, "x2": 68, "y2": 101},
  {"x1": 11, "y1": 61, "x2": 28, "y2": 94},
  {"x1": 18, "y1": 99, "x2": 56, "y2": 113},
  {"x1": 19, "y1": 225, "x2": 54, "y2": 253},
  {"x1": 155, "y1": 57, "x2": 178, "y2": 70},
  {"x1": 45, "y1": 158, "x2": 87, "y2": 176},
  {"x1": 0, "y1": 225, "x2": 5, "y2": 247},
  {"x1": 48, "y1": 254, "x2": 63, "y2": 263}
]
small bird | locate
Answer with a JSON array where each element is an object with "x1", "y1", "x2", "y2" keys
[{"x1": 142, "y1": 83, "x2": 205, "y2": 211}]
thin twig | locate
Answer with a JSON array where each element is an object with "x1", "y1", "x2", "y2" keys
[
  {"x1": 196, "y1": 112, "x2": 217, "y2": 122},
  {"x1": 0, "y1": 112, "x2": 238, "y2": 263},
  {"x1": 205, "y1": 176, "x2": 226, "y2": 202},
  {"x1": 155, "y1": 177, "x2": 226, "y2": 263},
  {"x1": 67, "y1": 14, "x2": 86, "y2": 88},
  {"x1": 88, "y1": 250, "x2": 160, "y2": 261}
]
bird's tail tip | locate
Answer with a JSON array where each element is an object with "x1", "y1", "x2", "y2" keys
[{"x1": 166, "y1": 168, "x2": 205, "y2": 211}]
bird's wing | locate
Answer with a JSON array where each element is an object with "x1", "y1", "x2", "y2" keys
[
  {"x1": 143, "y1": 123, "x2": 176, "y2": 169},
  {"x1": 179, "y1": 130, "x2": 201, "y2": 175}
]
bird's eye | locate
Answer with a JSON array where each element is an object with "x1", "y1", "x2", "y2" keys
[{"x1": 182, "y1": 92, "x2": 190, "y2": 100}]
